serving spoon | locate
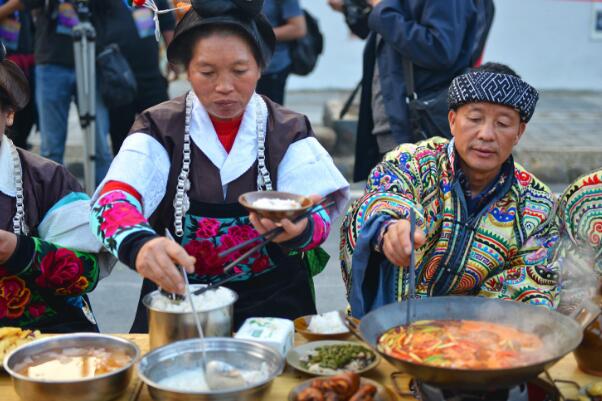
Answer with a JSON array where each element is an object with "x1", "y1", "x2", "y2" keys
[{"x1": 164, "y1": 230, "x2": 245, "y2": 391}]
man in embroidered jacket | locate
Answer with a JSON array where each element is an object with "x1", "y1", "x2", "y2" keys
[{"x1": 341, "y1": 63, "x2": 559, "y2": 317}]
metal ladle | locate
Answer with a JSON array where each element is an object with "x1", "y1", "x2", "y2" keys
[{"x1": 164, "y1": 230, "x2": 245, "y2": 391}]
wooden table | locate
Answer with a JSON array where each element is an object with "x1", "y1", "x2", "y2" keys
[{"x1": 1, "y1": 334, "x2": 600, "y2": 400}]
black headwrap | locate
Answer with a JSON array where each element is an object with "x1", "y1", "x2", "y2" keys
[
  {"x1": 167, "y1": 0, "x2": 275, "y2": 68},
  {"x1": 0, "y1": 42, "x2": 30, "y2": 111},
  {"x1": 448, "y1": 71, "x2": 539, "y2": 123}
]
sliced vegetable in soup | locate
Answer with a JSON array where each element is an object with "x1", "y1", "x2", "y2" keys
[{"x1": 377, "y1": 320, "x2": 547, "y2": 369}]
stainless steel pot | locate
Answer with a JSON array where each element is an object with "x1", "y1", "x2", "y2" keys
[
  {"x1": 3, "y1": 333, "x2": 140, "y2": 401},
  {"x1": 143, "y1": 286, "x2": 238, "y2": 349},
  {"x1": 137, "y1": 337, "x2": 284, "y2": 401}
]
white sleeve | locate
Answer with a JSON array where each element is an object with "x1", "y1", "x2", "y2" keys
[
  {"x1": 38, "y1": 192, "x2": 118, "y2": 280},
  {"x1": 277, "y1": 137, "x2": 350, "y2": 218},
  {"x1": 91, "y1": 133, "x2": 171, "y2": 219}
]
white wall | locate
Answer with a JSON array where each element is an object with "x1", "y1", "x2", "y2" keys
[
  {"x1": 290, "y1": 0, "x2": 602, "y2": 91},
  {"x1": 288, "y1": 1, "x2": 365, "y2": 90},
  {"x1": 483, "y1": 0, "x2": 602, "y2": 90}
]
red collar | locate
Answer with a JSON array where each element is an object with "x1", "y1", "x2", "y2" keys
[{"x1": 209, "y1": 115, "x2": 243, "y2": 153}]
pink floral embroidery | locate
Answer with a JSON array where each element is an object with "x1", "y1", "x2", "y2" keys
[
  {"x1": 98, "y1": 191, "x2": 127, "y2": 206},
  {"x1": 35, "y1": 249, "x2": 85, "y2": 290},
  {"x1": 228, "y1": 225, "x2": 259, "y2": 243},
  {"x1": 251, "y1": 255, "x2": 270, "y2": 273},
  {"x1": 28, "y1": 303, "x2": 46, "y2": 318},
  {"x1": 217, "y1": 234, "x2": 242, "y2": 262},
  {"x1": 100, "y1": 202, "x2": 146, "y2": 237},
  {"x1": 185, "y1": 240, "x2": 223, "y2": 276},
  {"x1": 195, "y1": 218, "x2": 221, "y2": 239}
]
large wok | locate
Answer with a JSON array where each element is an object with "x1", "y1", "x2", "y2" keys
[{"x1": 358, "y1": 296, "x2": 583, "y2": 391}]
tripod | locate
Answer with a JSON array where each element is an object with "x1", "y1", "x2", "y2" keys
[{"x1": 72, "y1": 0, "x2": 96, "y2": 194}]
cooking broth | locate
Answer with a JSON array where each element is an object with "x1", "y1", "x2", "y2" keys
[
  {"x1": 378, "y1": 320, "x2": 548, "y2": 369},
  {"x1": 16, "y1": 347, "x2": 131, "y2": 380}
]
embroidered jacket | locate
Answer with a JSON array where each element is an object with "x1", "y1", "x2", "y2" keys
[
  {"x1": 0, "y1": 142, "x2": 103, "y2": 330},
  {"x1": 341, "y1": 137, "x2": 559, "y2": 317}
]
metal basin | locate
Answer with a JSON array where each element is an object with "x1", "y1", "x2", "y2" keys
[
  {"x1": 137, "y1": 338, "x2": 284, "y2": 401},
  {"x1": 3, "y1": 333, "x2": 139, "y2": 401},
  {"x1": 144, "y1": 286, "x2": 238, "y2": 349}
]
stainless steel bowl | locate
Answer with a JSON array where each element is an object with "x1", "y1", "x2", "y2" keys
[
  {"x1": 138, "y1": 338, "x2": 284, "y2": 401},
  {"x1": 144, "y1": 286, "x2": 238, "y2": 349},
  {"x1": 3, "y1": 333, "x2": 140, "y2": 401}
]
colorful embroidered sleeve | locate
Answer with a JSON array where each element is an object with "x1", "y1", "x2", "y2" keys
[
  {"x1": 340, "y1": 149, "x2": 430, "y2": 290},
  {"x1": 90, "y1": 185, "x2": 158, "y2": 267},
  {"x1": 478, "y1": 220, "x2": 559, "y2": 309},
  {"x1": 0, "y1": 235, "x2": 100, "y2": 296}
]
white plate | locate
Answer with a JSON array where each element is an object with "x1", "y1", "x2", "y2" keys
[{"x1": 286, "y1": 340, "x2": 380, "y2": 376}]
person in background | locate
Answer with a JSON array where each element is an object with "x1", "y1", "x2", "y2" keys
[
  {"x1": 256, "y1": 0, "x2": 306, "y2": 105},
  {"x1": 0, "y1": 43, "x2": 113, "y2": 332},
  {"x1": 341, "y1": 63, "x2": 559, "y2": 317},
  {"x1": 103, "y1": 0, "x2": 175, "y2": 155},
  {"x1": 8, "y1": 0, "x2": 113, "y2": 185},
  {"x1": 328, "y1": 0, "x2": 481, "y2": 183},
  {"x1": 0, "y1": 0, "x2": 36, "y2": 150}
]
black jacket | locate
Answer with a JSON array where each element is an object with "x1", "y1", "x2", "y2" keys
[{"x1": 353, "y1": 0, "x2": 479, "y2": 181}]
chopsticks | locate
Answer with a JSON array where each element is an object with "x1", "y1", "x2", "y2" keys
[
  {"x1": 406, "y1": 208, "x2": 417, "y2": 325},
  {"x1": 191, "y1": 199, "x2": 336, "y2": 297},
  {"x1": 217, "y1": 198, "x2": 336, "y2": 261}
]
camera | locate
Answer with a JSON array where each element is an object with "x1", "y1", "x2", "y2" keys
[{"x1": 342, "y1": 0, "x2": 372, "y2": 38}]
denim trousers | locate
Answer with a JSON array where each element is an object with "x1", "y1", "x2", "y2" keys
[{"x1": 35, "y1": 64, "x2": 112, "y2": 185}]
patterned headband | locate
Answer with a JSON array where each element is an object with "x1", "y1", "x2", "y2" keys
[{"x1": 448, "y1": 71, "x2": 539, "y2": 123}]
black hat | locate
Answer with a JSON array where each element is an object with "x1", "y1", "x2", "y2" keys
[
  {"x1": 167, "y1": 0, "x2": 275, "y2": 68},
  {"x1": 0, "y1": 42, "x2": 30, "y2": 111}
]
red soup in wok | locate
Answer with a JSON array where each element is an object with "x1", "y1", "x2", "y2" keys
[{"x1": 377, "y1": 320, "x2": 548, "y2": 369}]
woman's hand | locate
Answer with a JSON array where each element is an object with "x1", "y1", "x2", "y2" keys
[
  {"x1": 249, "y1": 194, "x2": 323, "y2": 244},
  {"x1": 0, "y1": 229, "x2": 17, "y2": 265},
  {"x1": 382, "y1": 220, "x2": 426, "y2": 267},
  {"x1": 249, "y1": 214, "x2": 308, "y2": 243},
  {"x1": 135, "y1": 237, "x2": 196, "y2": 294}
]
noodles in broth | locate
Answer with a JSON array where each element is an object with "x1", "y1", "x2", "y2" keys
[{"x1": 377, "y1": 320, "x2": 548, "y2": 369}]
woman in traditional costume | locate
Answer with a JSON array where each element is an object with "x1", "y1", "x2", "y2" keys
[
  {"x1": 0, "y1": 43, "x2": 109, "y2": 332},
  {"x1": 90, "y1": 0, "x2": 349, "y2": 332}
]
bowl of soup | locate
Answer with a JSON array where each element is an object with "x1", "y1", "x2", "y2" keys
[{"x1": 3, "y1": 333, "x2": 140, "y2": 401}]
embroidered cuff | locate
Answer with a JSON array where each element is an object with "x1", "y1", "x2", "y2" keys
[
  {"x1": 118, "y1": 232, "x2": 160, "y2": 270},
  {"x1": 4, "y1": 234, "x2": 35, "y2": 274},
  {"x1": 373, "y1": 218, "x2": 395, "y2": 253},
  {"x1": 280, "y1": 217, "x2": 314, "y2": 250}
]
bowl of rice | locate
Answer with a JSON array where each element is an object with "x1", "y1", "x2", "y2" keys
[
  {"x1": 294, "y1": 311, "x2": 359, "y2": 341},
  {"x1": 239, "y1": 191, "x2": 313, "y2": 221},
  {"x1": 143, "y1": 285, "x2": 238, "y2": 349}
]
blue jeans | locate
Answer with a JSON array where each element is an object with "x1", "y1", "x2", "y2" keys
[{"x1": 35, "y1": 64, "x2": 112, "y2": 185}]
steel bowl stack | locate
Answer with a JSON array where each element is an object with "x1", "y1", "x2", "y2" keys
[
  {"x1": 3, "y1": 333, "x2": 140, "y2": 401},
  {"x1": 137, "y1": 338, "x2": 284, "y2": 401}
]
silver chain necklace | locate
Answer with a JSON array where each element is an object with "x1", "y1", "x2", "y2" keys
[
  {"x1": 5, "y1": 137, "x2": 28, "y2": 235},
  {"x1": 172, "y1": 93, "x2": 272, "y2": 237}
]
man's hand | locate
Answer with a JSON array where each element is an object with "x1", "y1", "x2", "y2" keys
[
  {"x1": 0, "y1": 229, "x2": 17, "y2": 265},
  {"x1": 249, "y1": 194, "x2": 323, "y2": 244},
  {"x1": 136, "y1": 237, "x2": 196, "y2": 294},
  {"x1": 382, "y1": 220, "x2": 426, "y2": 267},
  {"x1": 327, "y1": 0, "x2": 344, "y2": 13}
]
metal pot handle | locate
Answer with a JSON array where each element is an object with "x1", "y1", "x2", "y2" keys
[
  {"x1": 390, "y1": 371, "x2": 415, "y2": 397},
  {"x1": 570, "y1": 299, "x2": 601, "y2": 329}
]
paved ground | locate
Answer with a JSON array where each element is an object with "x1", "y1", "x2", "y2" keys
[{"x1": 32, "y1": 81, "x2": 602, "y2": 332}]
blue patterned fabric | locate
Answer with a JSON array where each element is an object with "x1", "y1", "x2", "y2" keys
[{"x1": 448, "y1": 71, "x2": 539, "y2": 122}]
